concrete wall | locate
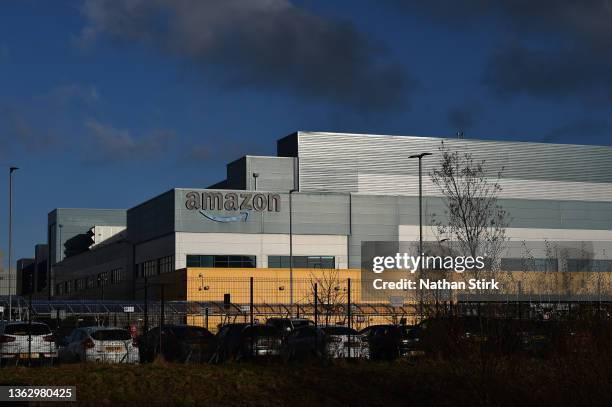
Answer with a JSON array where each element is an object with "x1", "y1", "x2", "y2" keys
[
  {"x1": 174, "y1": 189, "x2": 350, "y2": 236},
  {"x1": 129, "y1": 187, "x2": 612, "y2": 270},
  {"x1": 34, "y1": 244, "x2": 48, "y2": 295},
  {"x1": 48, "y1": 208, "x2": 126, "y2": 265},
  {"x1": 210, "y1": 155, "x2": 296, "y2": 192},
  {"x1": 127, "y1": 190, "x2": 174, "y2": 244},
  {"x1": 48, "y1": 208, "x2": 126, "y2": 297},
  {"x1": 51, "y1": 240, "x2": 132, "y2": 300},
  {"x1": 175, "y1": 232, "x2": 348, "y2": 269}
]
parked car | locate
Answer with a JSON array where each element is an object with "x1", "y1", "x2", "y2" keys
[
  {"x1": 138, "y1": 324, "x2": 215, "y2": 363},
  {"x1": 58, "y1": 326, "x2": 138, "y2": 364},
  {"x1": 213, "y1": 323, "x2": 282, "y2": 362},
  {"x1": 416, "y1": 316, "x2": 495, "y2": 356},
  {"x1": 0, "y1": 321, "x2": 57, "y2": 366},
  {"x1": 283, "y1": 325, "x2": 369, "y2": 361},
  {"x1": 266, "y1": 318, "x2": 314, "y2": 336},
  {"x1": 360, "y1": 324, "x2": 422, "y2": 360}
]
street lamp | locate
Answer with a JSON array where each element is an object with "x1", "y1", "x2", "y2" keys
[
  {"x1": 289, "y1": 189, "x2": 298, "y2": 309},
  {"x1": 408, "y1": 153, "x2": 432, "y2": 260},
  {"x1": 409, "y1": 153, "x2": 431, "y2": 320},
  {"x1": 8, "y1": 166, "x2": 18, "y2": 321},
  {"x1": 252, "y1": 173, "x2": 259, "y2": 191}
]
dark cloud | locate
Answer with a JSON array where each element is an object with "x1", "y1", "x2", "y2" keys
[
  {"x1": 85, "y1": 120, "x2": 174, "y2": 163},
  {"x1": 484, "y1": 43, "x2": 612, "y2": 103},
  {"x1": 0, "y1": 83, "x2": 101, "y2": 158},
  {"x1": 178, "y1": 137, "x2": 272, "y2": 167},
  {"x1": 447, "y1": 104, "x2": 481, "y2": 131},
  {"x1": 79, "y1": 0, "x2": 413, "y2": 111},
  {"x1": 395, "y1": 1, "x2": 612, "y2": 104},
  {"x1": 542, "y1": 118, "x2": 612, "y2": 143}
]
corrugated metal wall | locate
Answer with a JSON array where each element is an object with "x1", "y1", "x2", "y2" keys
[{"x1": 295, "y1": 132, "x2": 612, "y2": 201}]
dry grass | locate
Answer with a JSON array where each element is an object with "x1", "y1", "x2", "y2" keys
[{"x1": 0, "y1": 355, "x2": 610, "y2": 406}]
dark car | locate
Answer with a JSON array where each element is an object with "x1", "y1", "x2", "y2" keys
[
  {"x1": 360, "y1": 324, "x2": 422, "y2": 360},
  {"x1": 213, "y1": 323, "x2": 282, "y2": 362},
  {"x1": 283, "y1": 325, "x2": 369, "y2": 361},
  {"x1": 266, "y1": 318, "x2": 314, "y2": 336},
  {"x1": 416, "y1": 316, "x2": 494, "y2": 356},
  {"x1": 139, "y1": 324, "x2": 215, "y2": 363}
]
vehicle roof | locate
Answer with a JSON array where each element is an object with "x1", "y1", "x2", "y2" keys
[
  {"x1": 80, "y1": 326, "x2": 128, "y2": 332},
  {"x1": 294, "y1": 325, "x2": 355, "y2": 330},
  {"x1": 267, "y1": 317, "x2": 310, "y2": 321},
  {"x1": 320, "y1": 325, "x2": 351, "y2": 329},
  {"x1": 163, "y1": 324, "x2": 210, "y2": 329},
  {"x1": 1, "y1": 321, "x2": 48, "y2": 325}
]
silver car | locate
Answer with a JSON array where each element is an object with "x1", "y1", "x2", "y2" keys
[
  {"x1": 0, "y1": 321, "x2": 57, "y2": 365},
  {"x1": 58, "y1": 326, "x2": 138, "y2": 364}
]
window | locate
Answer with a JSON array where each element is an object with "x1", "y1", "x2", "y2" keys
[
  {"x1": 159, "y1": 256, "x2": 174, "y2": 274},
  {"x1": 142, "y1": 260, "x2": 157, "y2": 277},
  {"x1": 501, "y1": 258, "x2": 557, "y2": 272},
  {"x1": 64, "y1": 280, "x2": 72, "y2": 294},
  {"x1": 56, "y1": 283, "x2": 64, "y2": 296},
  {"x1": 97, "y1": 272, "x2": 109, "y2": 287},
  {"x1": 268, "y1": 256, "x2": 335, "y2": 269},
  {"x1": 86, "y1": 277, "x2": 95, "y2": 289},
  {"x1": 567, "y1": 259, "x2": 612, "y2": 272},
  {"x1": 186, "y1": 255, "x2": 256, "y2": 268},
  {"x1": 111, "y1": 268, "x2": 125, "y2": 284},
  {"x1": 76, "y1": 278, "x2": 86, "y2": 291}
]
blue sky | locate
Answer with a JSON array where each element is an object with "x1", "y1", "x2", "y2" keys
[{"x1": 1, "y1": 0, "x2": 612, "y2": 266}]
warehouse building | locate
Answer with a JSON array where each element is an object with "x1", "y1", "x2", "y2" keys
[{"x1": 38, "y1": 131, "x2": 612, "y2": 303}]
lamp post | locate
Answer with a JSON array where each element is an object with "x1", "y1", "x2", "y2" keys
[
  {"x1": 408, "y1": 153, "x2": 432, "y2": 260},
  {"x1": 409, "y1": 153, "x2": 431, "y2": 321},
  {"x1": 8, "y1": 166, "x2": 18, "y2": 321},
  {"x1": 289, "y1": 189, "x2": 298, "y2": 309},
  {"x1": 252, "y1": 173, "x2": 259, "y2": 191}
]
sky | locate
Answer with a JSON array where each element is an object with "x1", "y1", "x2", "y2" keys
[{"x1": 1, "y1": 0, "x2": 612, "y2": 268}]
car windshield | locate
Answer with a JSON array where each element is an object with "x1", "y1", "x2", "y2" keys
[
  {"x1": 268, "y1": 319, "x2": 290, "y2": 328},
  {"x1": 4, "y1": 323, "x2": 51, "y2": 336},
  {"x1": 322, "y1": 327, "x2": 358, "y2": 335},
  {"x1": 91, "y1": 329, "x2": 131, "y2": 341},
  {"x1": 243, "y1": 325, "x2": 279, "y2": 337},
  {"x1": 291, "y1": 320, "x2": 312, "y2": 328},
  {"x1": 398, "y1": 326, "x2": 416, "y2": 335}
]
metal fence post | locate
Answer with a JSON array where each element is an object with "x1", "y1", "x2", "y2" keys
[
  {"x1": 314, "y1": 282, "x2": 318, "y2": 354},
  {"x1": 250, "y1": 277, "x2": 254, "y2": 357},
  {"x1": 314, "y1": 283, "x2": 318, "y2": 327},
  {"x1": 144, "y1": 276, "x2": 148, "y2": 335},
  {"x1": 159, "y1": 284, "x2": 165, "y2": 357},
  {"x1": 347, "y1": 278, "x2": 351, "y2": 358},
  {"x1": 250, "y1": 277, "x2": 254, "y2": 326},
  {"x1": 28, "y1": 286, "x2": 32, "y2": 366}
]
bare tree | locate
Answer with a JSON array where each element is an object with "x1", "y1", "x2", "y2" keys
[
  {"x1": 309, "y1": 269, "x2": 347, "y2": 326},
  {"x1": 430, "y1": 141, "x2": 509, "y2": 277}
]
